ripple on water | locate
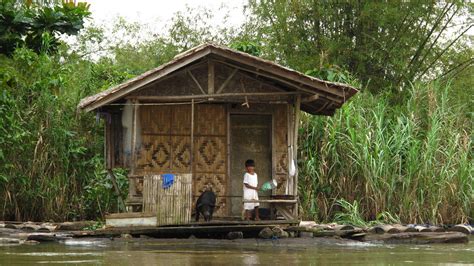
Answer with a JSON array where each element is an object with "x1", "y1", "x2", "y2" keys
[
  {"x1": 62, "y1": 239, "x2": 109, "y2": 247},
  {"x1": 4, "y1": 252, "x2": 101, "y2": 256},
  {"x1": 37, "y1": 260, "x2": 102, "y2": 264},
  {"x1": 335, "y1": 241, "x2": 383, "y2": 248}
]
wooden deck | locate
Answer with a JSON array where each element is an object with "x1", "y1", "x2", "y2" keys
[{"x1": 73, "y1": 219, "x2": 299, "y2": 238}]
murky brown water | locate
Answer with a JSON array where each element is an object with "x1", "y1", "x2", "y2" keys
[{"x1": 1, "y1": 237, "x2": 473, "y2": 265}]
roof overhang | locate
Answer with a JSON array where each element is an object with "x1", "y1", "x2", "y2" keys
[{"x1": 78, "y1": 43, "x2": 358, "y2": 115}]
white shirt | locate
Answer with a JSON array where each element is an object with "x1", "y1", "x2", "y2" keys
[{"x1": 243, "y1": 172, "x2": 259, "y2": 210}]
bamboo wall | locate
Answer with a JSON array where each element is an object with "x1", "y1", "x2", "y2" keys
[
  {"x1": 135, "y1": 104, "x2": 228, "y2": 216},
  {"x1": 117, "y1": 102, "x2": 290, "y2": 216},
  {"x1": 109, "y1": 63, "x2": 294, "y2": 217},
  {"x1": 142, "y1": 174, "x2": 192, "y2": 225}
]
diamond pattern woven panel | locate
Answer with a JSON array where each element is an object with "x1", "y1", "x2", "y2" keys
[
  {"x1": 171, "y1": 136, "x2": 191, "y2": 172},
  {"x1": 193, "y1": 173, "x2": 227, "y2": 216},
  {"x1": 137, "y1": 135, "x2": 171, "y2": 171},
  {"x1": 193, "y1": 104, "x2": 227, "y2": 216},
  {"x1": 136, "y1": 104, "x2": 228, "y2": 215},
  {"x1": 194, "y1": 136, "x2": 226, "y2": 173}
]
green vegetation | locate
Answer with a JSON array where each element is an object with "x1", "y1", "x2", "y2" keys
[
  {"x1": 299, "y1": 82, "x2": 472, "y2": 224},
  {"x1": 0, "y1": 1, "x2": 472, "y2": 223},
  {"x1": 0, "y1": 0, "x2": 90, "y2": 55}
]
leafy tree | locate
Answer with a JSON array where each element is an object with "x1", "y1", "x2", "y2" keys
[
  {"x1": 0, "y1": 0, "x2": 90, "y2": 55},
  {"x1": 230, "y1": 41, "x2": 261, "y2": 56},
  {"x1": 245, "y1": 0, "x2": 473, "y2": 93}
]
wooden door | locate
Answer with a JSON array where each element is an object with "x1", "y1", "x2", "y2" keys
[{"x1": 230, "y1": 114, "x2": 272, "y2": 217}]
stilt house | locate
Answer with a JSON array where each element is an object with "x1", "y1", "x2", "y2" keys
[{"x1": 78, "y1": 43, "x2": 358, "y2": 226}]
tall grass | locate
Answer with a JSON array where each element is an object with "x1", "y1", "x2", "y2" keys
[
  {"x1": 299, "y1": 82, "x2": 473, "y2": 224},
  {"x1": 0, "y1": 48, "x2": 128, "y2": 221}
]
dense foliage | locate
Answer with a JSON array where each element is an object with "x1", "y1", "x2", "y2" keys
[
  {"x1": 299, "y1": 83, "x2": 472, "y2": 224},
  {"x1": 244, "y1": 0, "x2": 473, "y2": 94},
  {"x1": 0, "y1": 1, "x2": 472, "y2": 223},
  {"x1": 0, "y1": 0, "x2": 90, "y2": 55}
]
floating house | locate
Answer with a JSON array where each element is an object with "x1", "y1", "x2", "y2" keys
[{"x1": 78, "y1": 43, "x2": 357, "y2": 227}]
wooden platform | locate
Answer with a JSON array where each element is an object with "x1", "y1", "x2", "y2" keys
[{"x1": 73, "y1": 219, "x2": 299, "y2": 238}]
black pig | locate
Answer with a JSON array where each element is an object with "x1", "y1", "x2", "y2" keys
[{"x1": 195, "y1": 191, "x2": 216, "y2": 222}]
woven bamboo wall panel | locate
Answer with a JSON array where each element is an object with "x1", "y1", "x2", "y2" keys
[
  {"x1": 131, "y1": 69, "x2": 204, "y2": 97},
  {"x1": 142, "y1": 174, "x2": 192, "y2": 226},
  {"x1": 140, "y1": 106, "x2": 171, "y2": 134},
  {"x1": 193, "y1": 173, "x2": 227, "y2": 216},
  {"x1": 195, "y1": 105, "x2": 226, "y2": 136},
  {"x1": 171, "y1": 105, "x2": 191, "y2": 134},
  {"x1": 274, "y1": 174, "x2": 288, "y2": 195},
  {"x1": 276, "y1": 151, "x2": 288, "y2": 174},
  {"x1": 275, "y1": 152, "x2": 288, "y2": 195},
  {"x1": 274, "y1": 105, "x2": 288, "y2": 152},
  {"x1": 194, "y1": 136, "x2": 226, "y2": 173},
  {"x1": 136, "y1": 103, "x2": 229, "y2": 215},
  {"x1": 137, "y1": 135, "x2": 171, "y2": 172},
  {"x1": 171, "y1": 136, "x2": 191, "y2": 172}
]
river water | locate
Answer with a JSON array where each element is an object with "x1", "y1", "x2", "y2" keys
[{"x1": 1, "y1": 236, "x2": 473, "y2": 265}]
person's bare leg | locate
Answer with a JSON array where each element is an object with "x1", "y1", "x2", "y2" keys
[
  {"x1": 244, "y1": 210, "x2": 250, "y2": 221},
  {"x1": 254, "y1": 206, "x2": 260, "y2": 221}
]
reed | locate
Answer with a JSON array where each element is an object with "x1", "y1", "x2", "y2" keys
[
  {"x1": 0, "y1": 48, "x2": 128, "y2": 221},
  {"x1": 298, "y1": 82, "x2": 473, "y2": 224}
]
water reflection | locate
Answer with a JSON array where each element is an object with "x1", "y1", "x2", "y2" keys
[
  {"x1": 0, "y1": 237, "x2": 472, "y2": 265},
  {"x1": 242, "y1": 253, "x2": 259, "y2": 265}
]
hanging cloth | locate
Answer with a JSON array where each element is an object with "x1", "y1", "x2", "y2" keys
[
  {"x1": 162, "y1": 173, "x2": 175, "y2": 189},
  {"x1": 289, "y1": 145, "x2": 296, "y2": 177}
]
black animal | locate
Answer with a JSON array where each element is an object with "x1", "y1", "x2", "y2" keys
[{"x1": 195, "y1": 190, "x2": 216, "y2": 222}]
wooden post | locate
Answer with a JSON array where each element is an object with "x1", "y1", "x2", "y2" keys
[
  {"x1": 128, "y1": 99, "x2": 139, "y2": 207},
  {"x1": 104, "y1": 112, "x2": 111, "y2": 169},
  {"x1": 208, "y1": 60, "x2": 215, "y2": 100},
  {"x1": 286, "y1": 104, "x2": 293, "y2": 195},
  {"x1": 190, "y1": 99, "x2": 195, "y2": 175},
  {"x1": 293, "y1": 95, "x2": 301, "y2": 217},
  {"x1": 208, "y1": 60, "x2": 215, "y2": 94}
]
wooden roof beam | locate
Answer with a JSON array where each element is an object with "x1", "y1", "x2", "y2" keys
[
  {"x1": 301, "y1": 94, "x2": 320, "y2": 103},
  {"x1": 187, "y1": 70, "x2": 206, "y2": 94},
  {"x1": 211, "y1": 48, "x2": 346, "y2": 97},
  {"x1": 81, "y1": 47, "x2": 212, "y2": 112},
  {"x1": 126, "y1": 91, "x2": 300, "y2": 102},
  {"x1": 216, "y1": 68, "x2": 238, "y2": 94},
  {"x1": 214, "y1": 59, "x2": 343, "y2": 104}
]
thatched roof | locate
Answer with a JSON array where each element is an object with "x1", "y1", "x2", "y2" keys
[{"x1": 78, "y1": 43, "x2": 358, "y2": 115}]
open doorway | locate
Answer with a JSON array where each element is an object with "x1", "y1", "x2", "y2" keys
[{"x1": 229, "y1": 114, "x2": 272, "y2": 217}]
